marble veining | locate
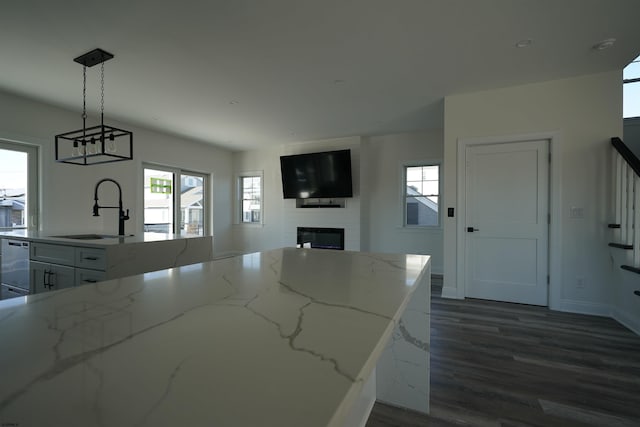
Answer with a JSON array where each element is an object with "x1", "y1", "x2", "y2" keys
[
  {"x1": 375, "y1": 267, "x2": 431, "y2": 414},
  {"x1": 0, "y1": 248, "x2": 430, "y2": 427}
]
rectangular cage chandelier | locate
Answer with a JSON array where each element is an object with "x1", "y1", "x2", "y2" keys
[{"x1": 55, "y1": 48, "x2": 133, "y2": 166}]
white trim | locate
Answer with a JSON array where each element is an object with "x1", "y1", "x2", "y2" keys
[
  {"x1": 557, "y1": 299, "x2": 610, "y2": 317},
  {"x1": 400, "y1": 159, "x2": 443, "y2": 229},
  {"x1": 455, "y1": 131, "x2": 563, "y2": 306},
  {"x1": 611, "y1": 307, "x2": 640, "y2": 336},
  {"x1": 236, "y1": 170, "x2": 264, "y2": 226},
  {"x1": 141, "y1": 162, "x2": 210, "y2": 235},
  {"x1": 0, "y1": 139, "x2": 40, "y2": 231},
  {"x1": 441, "y1": 286, "x2": 463, "y2": 299}
]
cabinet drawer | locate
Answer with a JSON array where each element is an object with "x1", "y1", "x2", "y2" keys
[
  {"x1": 75, "y1": 268, "x2": 107, "y2": 286},
  {"x1": 30, "y1": 243, "x2": 75, "y2": 266},
  {"x1": 75, "y1": 248, "x2": 106, "y2": 271}
]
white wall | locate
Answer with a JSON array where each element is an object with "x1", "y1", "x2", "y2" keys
[
  {"x1": 233, "y1": 136, "x2": 362, "y2": 252},
  {"x1": 282, "y1": 137, "x2": 362, "y2": 251},
  {"x1": 232, "y1": 145, "x2": 286, "y2": 253},
  {"x1": 362, "y1": 131, "x2": 443, "y2": 273},
  {"x1": 232, "y1": 132, "x2": 445, "y2": 270},
  {"x1": 443, "y1": 71, "x2": 623, "y2": 314},
  {"x1": 0, "y1": 89, "x2": 234, "y2": 254}
]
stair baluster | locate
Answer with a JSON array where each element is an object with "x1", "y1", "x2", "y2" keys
[
  {"x1": 634, "y1": 174, "x2": 640, "y2": 267},
  {"x1": 610, "y1": 137, "x2": 640, "y2": 275}
]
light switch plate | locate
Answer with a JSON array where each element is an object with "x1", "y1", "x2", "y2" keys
[{"x1": 569, "y1": 206, "x2": 584, "y2": 219}]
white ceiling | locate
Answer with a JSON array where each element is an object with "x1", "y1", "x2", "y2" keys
[{"x1": 1, "y1": 0, "x2": 639, "y2": 151}]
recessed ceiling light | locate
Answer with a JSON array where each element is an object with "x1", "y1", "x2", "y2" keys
[
  {"x1": 515, "y1": 39, "x2": 533, "y2": 48},
  {"x1": 592, "y1": 38, "x2": 616, "y2": 51}
]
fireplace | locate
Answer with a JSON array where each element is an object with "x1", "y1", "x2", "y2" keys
[{"x1": 297, "y1": 227, "x2": 345, "y2": 250}]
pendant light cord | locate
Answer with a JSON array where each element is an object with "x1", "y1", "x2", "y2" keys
[
  {"x1": 82, "y1": 65, "x2": 87, "y2": 139},
  {"x1": 101, "y1": 61, "x2": 105, "y2": 127}
]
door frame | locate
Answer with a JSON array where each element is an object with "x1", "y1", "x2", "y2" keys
[{"x1": 455, "y1": 131, "x2": 562, "y2": 310}]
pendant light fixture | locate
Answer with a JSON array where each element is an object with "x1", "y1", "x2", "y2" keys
[{"x1": 55, "y1": 48, "x2": 133, "y2": 165}]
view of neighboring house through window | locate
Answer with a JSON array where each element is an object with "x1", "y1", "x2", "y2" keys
[
  {"x1": 404, "y1": 164, "x2": 440, "y2": 227},
  {"x1": 143, "y1": 165, "x2": 208, "y2": 235},
  {"x1": 0, "y1": 141, "x2": 38, "y2": 230},
  {"x1": 624, "y1": 54, "x2": 640, "y2": 118},
  {"x1": 181, "y1": 174, "x2": 205, "y2": 234},
  {"x1": 240, "y1": 175, "x2": 262, "y2": 224}
]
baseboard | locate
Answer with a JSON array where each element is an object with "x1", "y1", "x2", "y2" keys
[
  {"x1": 440, "y1": 286, "x2": 462, "y2": 299},
  {"x1": 611, "y1": 307, "x2": 640, "y2": 336},
  {"x1": 557, "y1": 299, "x2": 610, "y2": 317}
]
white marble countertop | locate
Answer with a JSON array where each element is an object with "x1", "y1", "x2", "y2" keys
[
  {"x1": 0, "y1": 248, "x2": 430, "y2": 427},
  {"x1": 0, "y1": 230, "x2": 207, "y2": 247}
]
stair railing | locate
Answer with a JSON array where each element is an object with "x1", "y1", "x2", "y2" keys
[{"x1": 610, "y1": 137, "x2": 640, "y2": 274}]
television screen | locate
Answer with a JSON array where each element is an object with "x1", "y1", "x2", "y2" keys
[{"x1": 280, "y1": 149, "x2": 353, "y2": 199}]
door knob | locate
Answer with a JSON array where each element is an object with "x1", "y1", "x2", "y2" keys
[{"x1": 467, "y1": 227, "x2": 479, "y2": 232}]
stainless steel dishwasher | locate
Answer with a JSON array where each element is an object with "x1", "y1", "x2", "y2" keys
[{"x1": 1, "y1": 239, "x2": 30, "y2": 299}]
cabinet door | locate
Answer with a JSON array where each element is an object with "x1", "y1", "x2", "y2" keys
[{"x1": 31, "y1": 261, "x2": 75, "y2": 293}]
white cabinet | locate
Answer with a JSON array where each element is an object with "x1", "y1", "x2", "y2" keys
[
  {"x1": 31, "y1": 260, "x2": 75, "y2": 293},
  {"x1": 30, "y1": 242, "x2": 107, "y2": 292}
]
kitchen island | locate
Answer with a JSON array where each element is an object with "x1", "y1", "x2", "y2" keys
[
  {"x1": 0, "y1": 231, "x2": 213, "y2": 295},
  {"x1": 0, "y1": 248, "x2": 430, "y2": 427}
]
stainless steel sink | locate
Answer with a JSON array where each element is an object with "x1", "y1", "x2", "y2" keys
[{"x1": 51, "y1": 234, "x2": 134, "y2": 240}]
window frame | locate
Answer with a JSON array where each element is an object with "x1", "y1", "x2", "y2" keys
[
  {"x1": 401, "y1": 161, "x2": 442, "y2": 229},
  {"x1": 237, "y1": 171, "x2": 264, "y2": 226},
  {"x1": 0, "y1": 139, "x2": 39, "y2": 231},
  {"x1": 624, "y1": 55, "x2": 640, "y2": 119},
  {"x1": 142, "y1": 163, "x2": 210, "y2": 235}
]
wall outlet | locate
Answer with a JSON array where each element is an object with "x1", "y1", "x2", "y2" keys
[{"x1": 576, "y1": 277, "x2": 585, "y2": 289}]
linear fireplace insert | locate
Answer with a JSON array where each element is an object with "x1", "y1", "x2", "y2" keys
[{"x1": 297, "y1": 227, "x2": 345, "y2": 250}]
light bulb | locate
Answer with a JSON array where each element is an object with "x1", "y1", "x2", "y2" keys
[{"x1": 107, "y1": 139, "x2": 117, "y2": 153}]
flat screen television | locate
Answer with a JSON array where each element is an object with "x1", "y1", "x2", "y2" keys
[{"x1": 280, "y1": 149, "x2": 353, "y2": 199}]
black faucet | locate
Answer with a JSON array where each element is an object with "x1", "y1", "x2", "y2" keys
[{"x1": 93, "y1": 178, "x2": 130, "y2": 236}]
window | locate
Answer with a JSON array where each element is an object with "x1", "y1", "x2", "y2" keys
[
  {"x1": 143, "y1": 165, "x2": 208, "y2": 235},
  {"x1": 0, "y1": 140, "x2": 38, "y2": 230},
  {"x1": 403, "y1": 164, "x2": 440, "y2": 227},
  {"x1": 239, "y1": 174, "x2": 262, "y2": 224},
  {"x1": 624, "y1": 55, "x2": 640, "y2": 118}
]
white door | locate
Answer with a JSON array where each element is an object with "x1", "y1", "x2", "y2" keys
[{"x1": 465, "y1": 140, "x2": 549, "y2": 305}]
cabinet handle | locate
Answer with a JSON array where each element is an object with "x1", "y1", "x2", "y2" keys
[
  {"x1": 43, "y1": 270, "x2": 51, "y2": 289},
  {"x1": 84, "y1": 279, "x2": 98, "y2": 283},
  {"x1": 84, "y1": 257, "x2": 99, "y2": 261}
]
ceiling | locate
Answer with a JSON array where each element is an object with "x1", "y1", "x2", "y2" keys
[{"x1": 1, "y1": 0, "x2": 639, "y2": 151}]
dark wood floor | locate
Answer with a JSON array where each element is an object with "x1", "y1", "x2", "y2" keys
[{"x1": 367, "y1": 277, "x2": 640, "y2": 427}]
